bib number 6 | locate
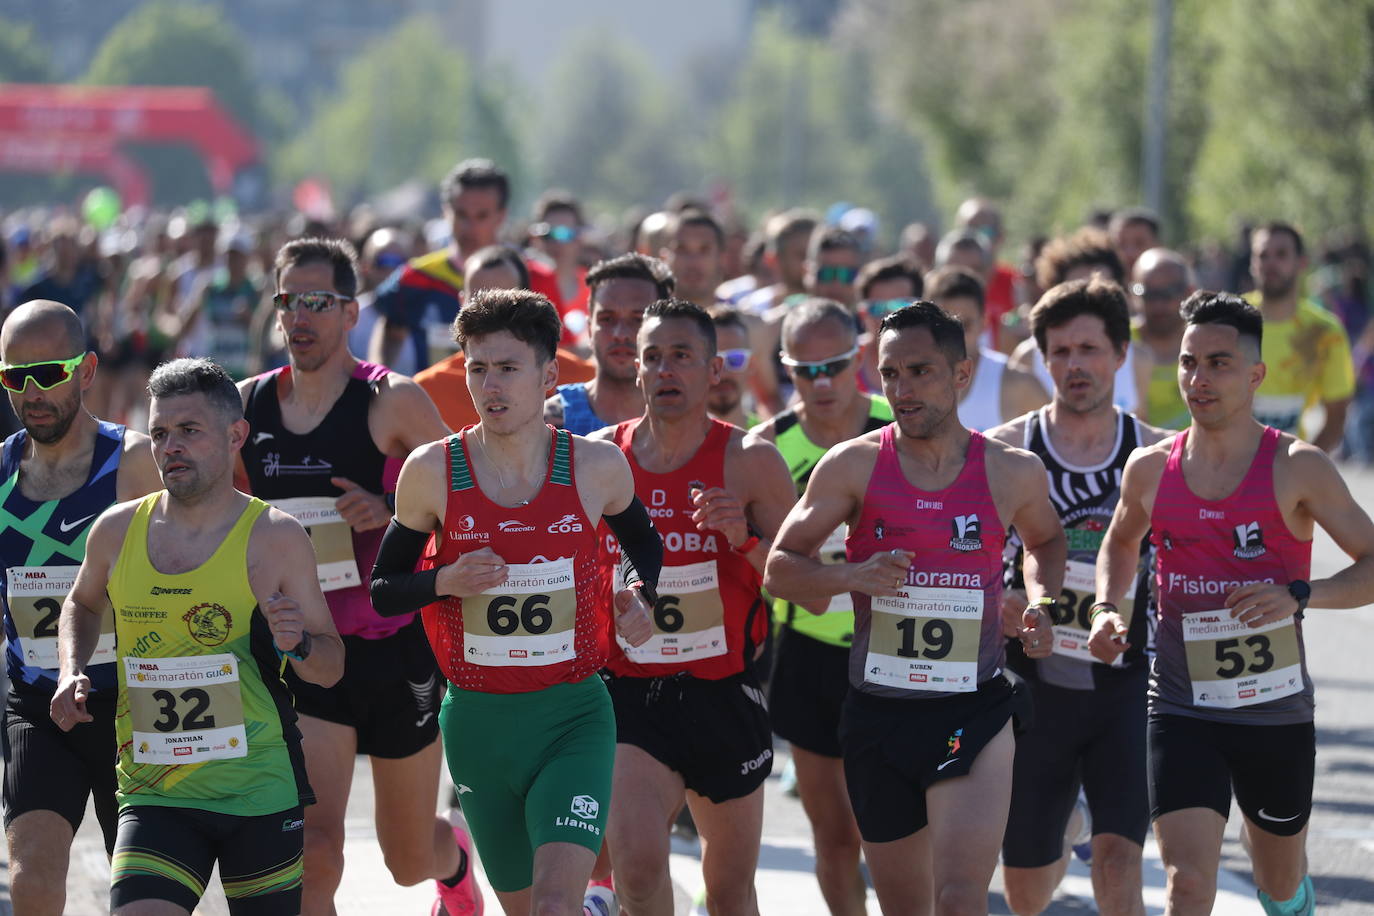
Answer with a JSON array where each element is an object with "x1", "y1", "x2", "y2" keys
[
  {"x1": 487, "y1": 594, "x2": 553, "y2": 636},
  {"x1": 653, "y1": 595, "x2": 684, "y2": 633}
]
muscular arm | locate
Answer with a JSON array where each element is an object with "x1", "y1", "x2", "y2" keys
[
  {"x1": 726, "y1": 433, "x2": 797, "y2": 575},
  {"x1": 1001, "y1": 452, "x2": 1066, "y2": 604},
  {"x1": 1297, "y1": 451, "x2": 1374, "y2": 606},
  {"x1": 253, "y1": 511, "x2": 344, "y2": 687},
  {"x1": 1090, "y1": 447, "x2": 1161, "y2": 659}
]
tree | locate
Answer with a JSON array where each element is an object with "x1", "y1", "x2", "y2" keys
[
  {"x1": 84, "y1": 0, "x2": 266, "y2": 204},
  {"x1": 276, "y1": 15, "x2": 526, "y2": 208}
]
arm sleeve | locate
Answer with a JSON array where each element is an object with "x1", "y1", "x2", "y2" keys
[
  {"x1": 604, "y1": 497, "x2": 662, "y2": 606},
  {"x1": 369, "y1": 518, "x2": 440, "y2": 617}
]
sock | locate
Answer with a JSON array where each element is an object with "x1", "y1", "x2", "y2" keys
[
  {"x1": 1258, "y1": 874, "x2": 1312, "y2": 916},
  {"x1": 439, "y1": 847, "x2": 469, "y2": 888}
]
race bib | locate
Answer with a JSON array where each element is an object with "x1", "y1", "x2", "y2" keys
[
  {"x1": 464, "y1": 558, "x2": 577, "y2": 667},
  {"x1": 270, "y1": 497, "x2": 360, "y2": 592},
  {"x1": 1182, "y1": 610, "x2": 1303, "y2": 708},
  {"x1": 617, "y1": 560, "x2": 727, "y2": 663},
  {"x1": 865, "y1": 585, "x2": 982, "y2": 692},
  {"x1": 1252, "y1": 394, "x2": 1305, "y2": 435},
  {"x1": 1047, "y1": 559, "x2": 1130, "y2": 666},
  {"x1": 820, "y1": 527, "x2": 853, "y2": 615},
  {"x1": 125, "y1": 654, "x2": 246, "y2": 764},
  {"x1": 7, "y1": 566, "x2": 114, "y2": 668}
]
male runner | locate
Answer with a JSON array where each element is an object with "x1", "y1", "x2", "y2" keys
[
  {"x1": 591, "y1": 298, "x2": 798, "y2": 916},
  {"x1": 752, "y1": 298, "x2": 891, "y2": 915},
  {"x1": 234, "y1": 237, "x2": 472, "y2": 916},
  {"x1": 706, "y1": 305, "x2": 759, "y2": 429},
  {"x1": 52, "y1": 357, "x2": 345, "y2": 915},
  {"x1": 1091, "y1": 292, "x2": 1374, "y2": 916},
  {"x1": 764, "y1": 301, "x2": 1065, "y2": 916},
  {"x1": 0, "y1": 301, "x2": 161, "y2": 915},
  {"x1": 545, "y1": 253, "x2": 674, "y2": 435},
  {"x1": 1130, "y1": 248, "x2": 1194, "y2": 430},
  {"x1": 987, "y1": 279, "x2": 1169, "y2": 916},
  {"x1": 370, "y1": 288, "x2": 661, "y2": 916}
]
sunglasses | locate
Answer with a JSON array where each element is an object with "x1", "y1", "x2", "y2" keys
[
  {"x1": 272, "y1": 291, "x2": 349, "y2": 313},
  {"x1": 374, "y1": 252, "x2": 406, "y2": 271},
  {"x1": 780, "y1": 345, "x2": 860, "y2": 380},
  {"x1": 815, "y1": 265, "x2": 860, "y2": 285},
  {"x1": 0, "y1": 352, "x2": 87, "y2": 392},
  {"x1": 532, "y1": 223, "x2": 579, "y2": 244},
  {"x1": 719, "y1": 348, "x2": 751, "y2": 372},
  {"x1": 863, "y1": 298, "x2": 917, "y2": 318}
]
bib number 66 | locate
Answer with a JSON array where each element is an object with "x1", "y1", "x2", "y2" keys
[{"x1": 487, "y1": 594, "x2": 553, "y2": 636}]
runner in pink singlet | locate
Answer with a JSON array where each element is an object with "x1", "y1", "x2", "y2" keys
[
  {"x1": 1092, "y1": 292, "x2": 1374, "y2": 916},
  {"x1": 764, "y1": 301, "x2": 1067, "y2": 916}
]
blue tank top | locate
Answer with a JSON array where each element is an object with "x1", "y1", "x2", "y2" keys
[
  {"x1": 557, "y1": 383, "x2": 609, "y2": 436},
  {"x1": 1, "y1": 421, "x2": 124, "y2": 695}
]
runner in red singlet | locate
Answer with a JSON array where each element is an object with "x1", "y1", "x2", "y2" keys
[
  {"x1": 589, "y1": 298, "x2": 798, "y2": 916},
  {"x1": 370, "y1": 288, "x2": 659, "y2": 916},
  {"x1": 1091, "y1": 292, "x2": 1374, "y2": 916},
  {"x1": 764, "y1": 300, "x2": 1066, "y2": 916}
]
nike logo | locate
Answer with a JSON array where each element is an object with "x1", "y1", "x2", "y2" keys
[
  {"x1": 937, "y1": 757, "x2": 960, "y2": 771},
  {"x1": 456, "y1": 784, "x2": 473, "y2": 795},
  {"x1": 1257, "y1": 808, "x2": 1302, "y2": 823},
  {"x1": 58, "y1": 513, "x2": 97, "y2": 533},
  {"x1": 253, "y1": 432, "x2": 275, "y2": 445},
  {"x1": 415, "y1": 712, "x2": 434, "y2": 728}
]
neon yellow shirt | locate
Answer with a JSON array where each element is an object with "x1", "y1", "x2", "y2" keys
[{"x1": 1243, "y1": 295, "x2": 1354, "y2": 437}]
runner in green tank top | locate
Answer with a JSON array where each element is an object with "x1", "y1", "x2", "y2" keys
[
  {"x1": 750, "y1": 298, "x2": 889, "y2": 915},
  {"x1": 52, "y1": 358, "x2": 343, "y2": 916}
]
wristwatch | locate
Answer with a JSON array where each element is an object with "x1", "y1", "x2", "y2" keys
[
  {"x1": 283, "y1": 631, "x2": 314, "y2": 663},
  {"x1": 1287, "y1": 580, "x2": 1311, "y2": 615}
]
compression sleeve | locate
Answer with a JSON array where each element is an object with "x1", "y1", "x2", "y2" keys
[
  {"x1": 369, "y1": 519, "x2": 440, "y2": 617},
  {"x1": 604, "y1": 497, "x2": 663, "y2": 606}
]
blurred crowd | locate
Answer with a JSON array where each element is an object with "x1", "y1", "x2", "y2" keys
[{"x1": 1, "y1": 159, "x2": 1369, "y2": 456}]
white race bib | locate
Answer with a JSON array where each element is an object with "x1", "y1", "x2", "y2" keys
[
  {"x1": 270, "y1": 497, "x2": 360, "y2": 592},
  {"x1": 7, "y1": 566, "x2": 114, "y2": 668},
  {"x1": 464, "y1": 558, "x2": 577, "y2": 667},
  {"x1": 125, "y1": 653, "x2": 247, "y2": 764},
  {"x1": 865, "y1": 585, "x2": 982, "y2": 692},
  {"x1": 1048, "y1": 559, "x2": 1129, "y2": 666},
  {"x1": 1182, "y1": 610, "x2": 1303, "y2": 708},
  {"x1": 617, "y1": 561, "x2": 727, "y2": 663}
]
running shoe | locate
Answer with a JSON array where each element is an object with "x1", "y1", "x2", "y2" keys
[
  {"x1": 778, "y1": 755, "x2": 799, "y2": 798},
  {"x1": 1258, "y1": 874, "x2": 1314, "y2": 916},
  {"x1": 433, "y1": 810, "x2": 484, "y2": 916},
  {"x1": 1068, "y1": 791, "x2": 1092, "y2": 866},
  {"x1": 582, "y1": 883, "x2": 617, "y2": 916}
]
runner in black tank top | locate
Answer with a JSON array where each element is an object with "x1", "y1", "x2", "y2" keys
[
  {"x1": 985, "y1": 280, "x2": 1170, "y2": 916},
  {"x1": 234, "y1": 240, "x2": 475, "y2": 914},
  {"x1": 0, "y1": 300, "x2": 161, "y2": 913}
]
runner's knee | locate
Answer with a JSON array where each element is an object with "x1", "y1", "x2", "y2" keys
[
  {"x1": 1164, "y1": 861, "x2": 1215, "y2": 909},
  {"x1": 1002, "y1": 869, "x2": 1054, "y2": 916},
  {"x1": 937, "y1": 879, "x2": 994, "y2": 916}
]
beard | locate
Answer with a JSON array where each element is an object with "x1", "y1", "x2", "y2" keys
[
  {"x1": 897, "y1": 399, "x2": 956, "y2": 440},
  {"x1": 708, "y1": 381, "x2": 741, "y2": 416},
  {"x1": 20, "y1": 391, "x2": 81, "y2": 445}
]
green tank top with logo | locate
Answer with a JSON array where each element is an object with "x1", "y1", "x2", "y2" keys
[
  {"x1": 107, "y1": 493, "x2": 310, "y2": 815},
  {"x1": 772, "y1": 395, "x2": 893, "y2": 647}
]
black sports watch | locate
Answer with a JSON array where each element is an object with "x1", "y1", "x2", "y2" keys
[
  {"x1": 1287, "y1": 580, "x2": 1311, "y2": 615},
  {"x1": 283, "y1": 631, "x2": 314, "y2": 663}
]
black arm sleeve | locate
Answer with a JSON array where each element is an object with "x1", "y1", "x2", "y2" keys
[
  {"x1": 604, "y1": 497, "x2": 663, "y2": 606},
  {"x1": 369, "y1": 519, "x2": 441, "y2": 617}
]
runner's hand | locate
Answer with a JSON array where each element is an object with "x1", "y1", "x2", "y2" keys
[
  {"x1": 266, "y1": 591, "x2": 306, "y2": 653},
  {"x1": 1000, "y1": 588, "x2": 1028, "y2": 638},
  {"x1": 435, "y1": 547, "x2": 509, "y2": 598},
  {"x1": 1019, "y1": 605, "x2": 1053, "y2": 658},
  {"x1": 1088, "y1": 610, "x2": 1130, "y2": 664},
  {"x1": 331, "y1": 476, "x2": 391, "y2": 531},
  {"x1": 850, "y1": 548, "x2": 914, "y2": 598},
  {"x1": 614, "y1": 586, "x2": 654, "y2": 647},
  {"x1": 50, "y1": 671, "x2": 93, "y2": 732},
  {"x1": 1225, "y1": 582, "x2": 1301, "y2": 628},
  {"x1": 690, "y1": 487, "x2": 749, "y2": 548}
]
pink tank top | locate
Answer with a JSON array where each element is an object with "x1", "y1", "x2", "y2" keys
[
  {"x1": 1148, "y1": 427, "x2": 1313, "y2": 724},
  {"x1": 847, "y1": 425, "x2": 1007, "y2": 699}
]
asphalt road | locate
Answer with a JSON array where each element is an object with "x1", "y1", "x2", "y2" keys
[{"x1": 5, "y1": 466, "x2": 1374, "y2": 914}]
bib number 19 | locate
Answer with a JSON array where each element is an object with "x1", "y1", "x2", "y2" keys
[{"x1": 895, "y1": 618, "x2": 954, "y2": 659}]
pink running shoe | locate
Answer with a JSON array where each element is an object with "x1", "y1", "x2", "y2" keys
[{"x1": 432, "y1": 812, "x2": 484, "y2": 916}]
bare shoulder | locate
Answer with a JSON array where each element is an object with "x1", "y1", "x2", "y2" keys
[
  {"x1": 572, "y1": 434, "x2": 628, "y2": 474},
  {"x1": 236, "y1": 376, "x2": 255, "y2": 408},
  {"x1": 982, "y1": 434, "x2": 1044, "y2": 480},
  {"x1": 1123, "y1": 436, "x2": 1173, "y2": 480},
  {"x1": 374, "y1": 370, "x2": 435, "y2": 410},
  {"x1": 257, "y1": 503, "x2": 312, "y2": 544},
  {"x1": 734, "y1": 426, "x2": 787, "y2": 466},
  {"x1": 402, "y1": 438, "x2": 450, "y2": 478},
  {"x1": 984, "y1": 412, "x2": 1032, "y2": 449},
  {"x1": 585, "y1": 424, "x2": 618, "y2": 444},
  {"x1": 812, "y1": 429, "x2": 883, "y2": 486},
  {"x1": 1277, "y1": 432, "x2": 1339, "y2": 482},
  {"x1": 90, "y1": 497, "x2": 146, "y2": 544},
  {"x1": 1133, "y1": 417, "x2": 1176, "y2": 447}
]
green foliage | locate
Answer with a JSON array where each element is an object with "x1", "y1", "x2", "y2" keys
[
  {"x1": 275, "y1": 16, "x2": 525, "y2": 207},
  {"x1": 0, "y1": 18, "x2": 55, "y2": 83}
]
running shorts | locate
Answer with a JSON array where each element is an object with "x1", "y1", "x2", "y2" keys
[{"x1": 769, "y1": 626, "x2": 848, "y2": 758}]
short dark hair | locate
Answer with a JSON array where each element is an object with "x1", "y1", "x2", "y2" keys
[
  {"x1": 1254, "y1": 221, "x2": 1304, "y2": 257},
  {"x1": 1181, "y1": 290, "x2": 1263, "y2": 355},
  {"x1": 533, "y1": 189, "x2": 584, "y2": 225},
  {"x1": 463, "y1": 244, "x2": 530, "y2": 289},
  {"x1": 857, "y1": 255, "x2": 923, "y2": 300},
  {"x1": 1030, "y1": 277, "x2": 1132, "y2": 356},
  {"x1": 924, "y1": 265, "x2": 985, "y2": 312},
  {"x1": 767, "y1": 209, "x2": 820, "y2": 254},
  {"x1": 1036, "y1": 227, "x2": 1125, "y2": 290},
  {"x1": 670, "y1": 209, "x2": 725, "y2": 250},
  {"x1": 147, "y1": 358, "x2": 243, "y2": 422},
  {"x1": 441, "y1": 158, "x2": 510, "y2": 210},
  {"x1": 586, "y1": 252, "x2": 675, "y2": 307},
  {"x1": 1109, "y1": 207, "x2": 1161, "y2": 240},
  {"x1": 879, "y1": 300, "x2": 967, "y2": 364},
  {"x1": 455, "y1": 289, "x2": 560, "y2": 364},
  {"x1": 707, "y1": 304, "x2": 749, "y2": 337},
  {"x1": 807, "y1": 226, "x2": 862, "y2": 262},
  {"x1": 781, "y1": 298, "x2": 858, "y2": 351},
  {"x1": 643, "y1": 298, "x2": 717, "y2": 356},
  {"x1": 274, "y1": 237, "x2": 360, "y2": 298}
]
